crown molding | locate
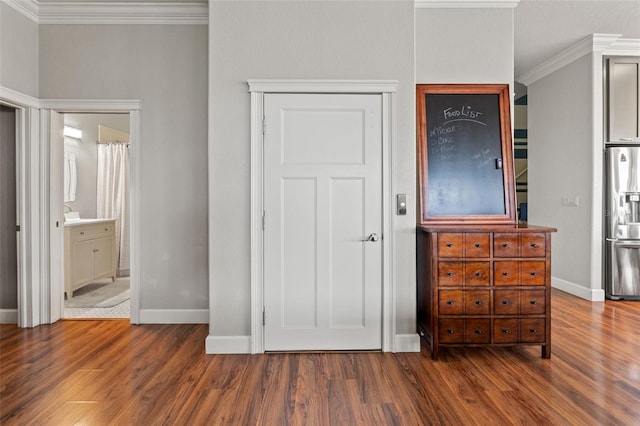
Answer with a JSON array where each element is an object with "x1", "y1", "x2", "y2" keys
[
  {"x1": 2, "y1": 1, "x2": 208, "y2": 25},
  {"x1": 517, "y1": 34, "x2": 640, "y2": 86},
  {"x1": 2, "y1": 0, "x2": 39, "y2": 23},
  {"x1": 0, "y1": 86, "x2": 40, "y2": 109},
  {"x1": 415, "y1": 0, "x2": 519, "y2": 9}
]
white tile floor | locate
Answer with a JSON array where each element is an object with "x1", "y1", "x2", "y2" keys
[{"x1": 64, "y1": 290, "x2": 130, "y2": 319}]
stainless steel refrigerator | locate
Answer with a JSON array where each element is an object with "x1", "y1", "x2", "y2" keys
[{"x1": 606, "y1": 145, "x2": 640, "y2": 300}]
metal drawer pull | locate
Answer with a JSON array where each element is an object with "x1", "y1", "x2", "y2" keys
[
  {"x1": 502, "y1": 300, "x2": 510, "y2": 305},
  {"x1": 474, "y1": 300, "x2": 483, "y2": 305},
  {"x1": 502, "y1": 272, "x2": 510, "y2": 276},
  {"x1": 447, "y1": 300, "x2": 455, "y2": 305},
  {"x1": 502, "y1": 328, "x2": 510, "y2": 333},
  {"x1": 502, "y1": 243, "x2": 509, "y2": 248},
  {"x1": 474, "y1": 243, "x2": 482, "y2": 248},
  {"x1": 80, "y1": 231, "x2": 85, "y2": 235},
  {"x1": 447, "y1": 329, "x2": 455, "y2": 334},
  {"x1": 530, "y1": 243, "x2": 539, "y2": 248},
  {"x1": 447, "y1": 272, "x2": 454, "y2": 276},
  {"x1": 530, "y1": 272, "x2": 538, "y2": 276},
  {"x1": 474, "y1": 329, "x2": 483, "y2": 334},
  {"x1": 529, "y1": 328, "x2": 538, "y2": 333},
  {"x1": 530, "y1": 300, "x2": 538, "y2": 305},
  {"x1": 104, "y1": 228, "x2": 108, "y2": 231},
  {"x1": 446, "y1": 243, "x2": 453, "y2": 247},
  {"x1": 474, "y1": 272, "x2": 482, "y2": 277}
]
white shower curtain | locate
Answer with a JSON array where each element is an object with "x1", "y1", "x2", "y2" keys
[{"x1": 97, "y1": 143, "x2": 130, "y2": 276}]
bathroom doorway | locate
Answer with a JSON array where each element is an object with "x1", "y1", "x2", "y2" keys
[{"x1": 61, "y1": 112, "x2": 131, "y2": 319}]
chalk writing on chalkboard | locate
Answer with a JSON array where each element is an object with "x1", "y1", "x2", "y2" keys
[{"x1": 417, "y1": 84, "x2": 516, "y2": 225}]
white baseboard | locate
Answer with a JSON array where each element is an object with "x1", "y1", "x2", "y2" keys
[
  {"x1": 0, "y1": 309, "x2": 18, "y2": 324},
  {"x1": 205, "y1": 335, "x2": 251, "y2": 354},
  {"x1": 394, "y1": 333, "x2": 421, "y2": 352},
  {"x1": 552, "y1": 276, "x2": 605, "y2": 302},
  {"x1": 139, "y1": 309, "x2": 209, "y2": 324}
]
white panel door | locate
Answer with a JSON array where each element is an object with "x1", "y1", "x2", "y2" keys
[{"x1": 263, "y1": 93, "x2": 382, "y2": 351}]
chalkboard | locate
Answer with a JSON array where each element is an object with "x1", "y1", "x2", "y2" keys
[{"x1": 417, "y1": 84, "x2": 516, "y2": 224}]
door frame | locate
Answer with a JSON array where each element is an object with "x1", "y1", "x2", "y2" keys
[
  {"x1": 40, "y1": 99, "x2": 141, "y2": 324},
  {"x1": 248, "y1": 80, "x2": 398, "y2": 353}
]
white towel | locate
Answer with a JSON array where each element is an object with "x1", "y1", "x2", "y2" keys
[{"x1": 64, "y1": 151, "x2": 77, "y2": 202}]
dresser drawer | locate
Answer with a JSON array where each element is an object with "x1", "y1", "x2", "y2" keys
[
  {"x1": 439, "y1": 319, "x2": 491, "y2": 344},
  {"x1": 520, "y1": 289, "x2": 546, "y2": 314},
  {"x1": 465, "y1": 319, "x2": 491, "y2": 343},
  {"x1": 464, "y1": 262, "x2": 490, "y2": 286},
  {"x1": 438, "y1": 262, "x2": 464, "y2": 286},
  {"x1": 494, "y1": 261, "x2": 520, "y2": 285},
  {"x1": 438, "y1": 233, "x2": 463, "y2": 257},
  {"x1": 493, "y1": 319, "x2": 519, "y2": 343},
  {"x1": 439, "y1": 290, "x2": 463, "y2": 315},
  {"x1": 521, "y1": 233, "x2": 546, "y2": 257},
  {"x1": 464, "y1": 290, "x2": 491, "y2": 315},
  {"x1": 521, "y1": 319, "x2": 546, "y2": 343},
  {"x1": 494, "y1": 289, "x2": 520, "y2": 314},
  {"x1": 464, "y1": 233, "x2": 490, "y2": 258},
  {"x1": 439, "y1": 319, "x2": 464, "y2": 343},
  {"x1": 494, "y1": 233, "x2": 519, "y2": 257},
  {"x1": 521, "y1": 262, "x2": 546, "y2": 285},
  {"x1": 494, "y1": 319, "x2": 546, "y2": 343}
]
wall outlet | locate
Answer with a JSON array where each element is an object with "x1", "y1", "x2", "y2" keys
[{"x1": 561, "y1": 196, "x2": 579, "y2": 207}]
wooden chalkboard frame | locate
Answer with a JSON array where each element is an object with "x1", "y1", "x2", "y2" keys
[{"x1": 417, "y1": 84, "x2": 516, "y2": 225}]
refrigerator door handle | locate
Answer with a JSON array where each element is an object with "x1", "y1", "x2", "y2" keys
[
  {"x1": 614, "y1": 241, "x2": 640, "y2": 248},
  {"x1": 606, "y1": 238, "x2": 618, "y2": 242}
]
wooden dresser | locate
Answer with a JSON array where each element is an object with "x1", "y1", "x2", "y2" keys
[{"x1": 417, "y1": 224, "x2": 556, "y2": 359}]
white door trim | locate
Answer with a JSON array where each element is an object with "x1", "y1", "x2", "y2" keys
[
  {"x1": 1, "y1": 87, "x2": 43, "y2": 327},
  {"x1": 41, "y1": 99, "x2": 141, "y2": 324},
  {"x1": 248, "y1": 80, "x2": 397, "y2": 353}
]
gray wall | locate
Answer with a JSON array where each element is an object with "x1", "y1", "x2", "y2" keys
[
  {"x1": 39, "y1": 25, "x2": 209, "y2": 310},
  {"x1": 416, "y1": 8, "x2": 514, "y2": 84},
  {"x1": 0, "y1": 105, "x2": 17, "y2": 310},
  {"x1": 528, "y1": 54, "x2": 594, "y2": 293},
  {"x1": 209, "y1": 1, "x2": 416, "y2": 337},
  {"x1": 0, "y1": 4, "x2": 39, "y2": 97}
]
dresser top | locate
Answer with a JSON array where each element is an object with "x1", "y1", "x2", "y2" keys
[{"x1": 417, "y1": 223, "x2": 557, "y2": 233}]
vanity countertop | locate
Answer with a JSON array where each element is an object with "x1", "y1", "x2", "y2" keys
[{"x1": 64, "y1": 218, "x2": 116, "y2": 227}]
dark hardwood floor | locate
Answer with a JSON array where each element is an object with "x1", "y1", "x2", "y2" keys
[{"x1": 1, "y1": 289, "x2": 640, "y2": 425}]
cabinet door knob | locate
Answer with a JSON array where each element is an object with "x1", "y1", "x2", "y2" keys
[
  {"x1": 502, "y1": 300, "x2": 510, "y2": 305},
  {"x1": 474, "y1": 329, "x2": 483, "y2": 334},
  {"x1": 474, "y1": 272, "x2": 482, "y2": 277},
  {"x1": 446, "y1": 243, "x2": 453, "y2": 248},
  {"x1": 502, "y1": 272, "x2": 510, "y2": 276},
  {"x1": 474, "y1": 243, "x2": 481, "y2": 248},
  {"x1": 530, "y1": 272, "x2": 538, "y2": 277},
  {"x1": 502, "y1": 328, "x2": 510, "y2": 334},
  {"x1": 530, "y1": 243, "x2": 539, "y2": 248},
  {"x1": 80, "y1": 231, "x2": 84, "y2": 235},
  {"x1": 502, "y1": 243, "x2": 509, "y2": 248},
  {"x1": 447, "y1": 329, "x2": 455, "y2": 334},
  {"x1": 447, "y1": 272, "x2": 454, "y2": 276},
  {"x1": 474, "y1": 300, "x2": 483, "y2": 305},
  {"x1": 529, "y1": 328, "x2": 538, "y2": 334},
  {"x1": 530, "y1": 300, "x2": 538, "y2": 305},
  {"x1": 446, "y1": 300, "x2": 455, "y2": 305}
]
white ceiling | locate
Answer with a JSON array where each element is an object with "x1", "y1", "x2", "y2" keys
[
  {"x1": 515, "y1": 0, "x2": 640, "y2": 80},
  {"x1": 22, "y1": 0, "x2": 640, "y2": 82}
]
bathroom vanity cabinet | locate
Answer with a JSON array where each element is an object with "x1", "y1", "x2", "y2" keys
[{"x1": 64, "y1": 219, "x2": 117, "y2": 299}]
